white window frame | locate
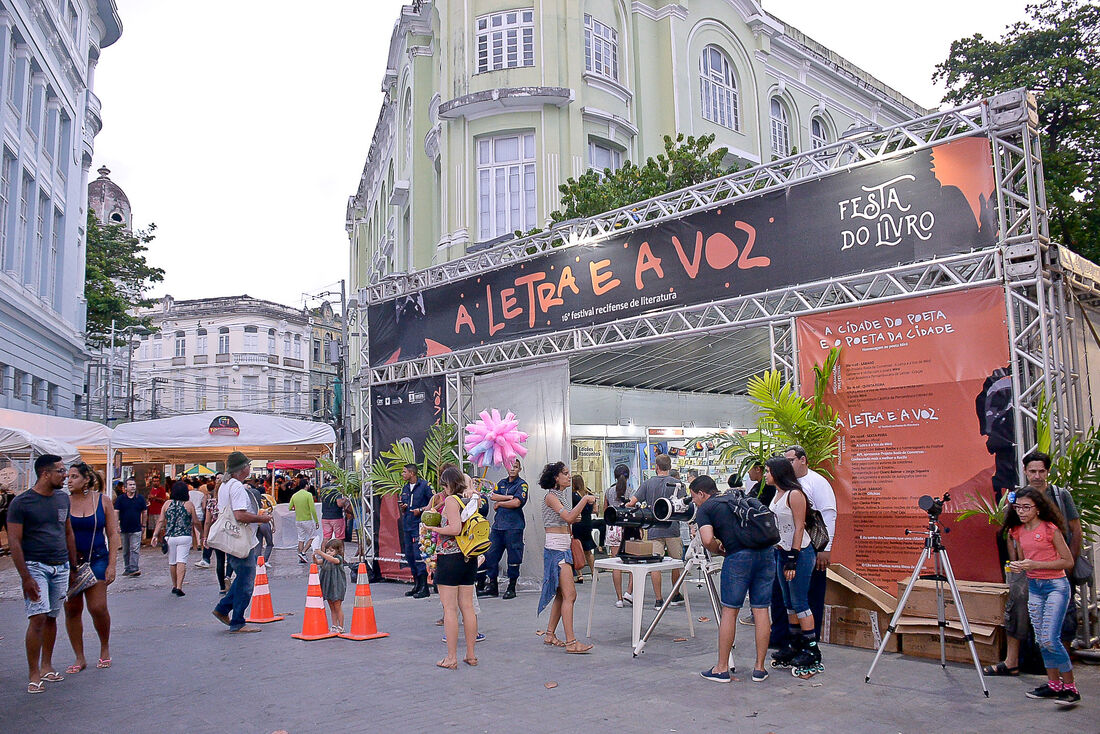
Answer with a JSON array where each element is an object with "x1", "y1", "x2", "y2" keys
[
  {"x1": 477, "y1": 132, "x2": 536, "y2": 241},
  {"x1": 587, "y1": 140, "x2": 622, "y2": 175},
  {"x1": 48, "y1": 207, "x2": 60, "y2": 308},
  {"x1": 268, "y1": 376, "x2": 276, "y2": 410},
  {"x1": 282, "y1": 378, "x2": 291, "y2": 411},
  {"x1": 476, "y1": 9, "x2": 534, "y2": 73},
  {"x1": 293, "y1": 334, "x2": 302, "y2": 359},
  {"x1": 811, "y1": 116, "x2": 829, "y2": 149},
  {"x1": 0, "y1": 150, "x2": 12, "y2": 269},
  {"x1": 292, "y1": 378, "x2": 302, "y2": 413},
  {"x1": 217, "y1": 376, "x2": 229, "y2": 409},
  {"x1": 584, "y1": 15, "x2": 618, "y2": 81},
  {"x1": 282, "y1": 333, "x2": 291, "y2": 357},
  {"x1": 153, "y1": 336, "x2": 163, "y2": 360},
  {"x1": 770, "y1": 97, "x2": 790, "y2": 157},
  {"x1": 195, "y1": 378, "x2": 206, "y2": 411},
  {"x1": 196, "y1": 330, "x2": 207, "y2": 356},
  {"x1": 267, "y1": 329, "x2": 276, "y2": 354},
  {"x1": 16, "y1": 172, "x2": 30, "y2": 276},
  {"x1": 174, "y1": 332, "x2": 185, "y2": 358},
  {"x1": 699, "y1": 45, "x2": 738, "y2": 131},
  {"x1": 243, "y1": 326, "x2": 258, "y2": 352},
  {"x1": 217, "y1": 328, "x2": 230, "y2": 355},
  {"x1": 172, "y1": 383, "x2": 184, "y2": 412},
  {"x1": 242, "y1": 375, "x2": 258, "y2": 408}
]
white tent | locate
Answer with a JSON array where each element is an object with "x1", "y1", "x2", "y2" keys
[
  {"x1": 0, "y1": 427, "x2": 81, "y2": 495},
  {"x1": 110, "y1": 410, "x2": 336, "y2": 464},
  {"x1": 0, "y1": 407, "x2": 112, "y2": 464}
]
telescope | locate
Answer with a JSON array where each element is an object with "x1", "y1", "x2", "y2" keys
[
  {"x1": 653, "y1": 494, "x2": 696, "y2": 524},
  {"x1": 604, "y1": 504, "x2": 670, "y2": 529},
  {"x1": 918, "y1": 492, "x2": 950, "y2": 520}
]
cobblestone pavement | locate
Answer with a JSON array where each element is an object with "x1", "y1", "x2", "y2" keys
[{"x1": 0, "y1": 549, "x2": 1095, "y2": 733}]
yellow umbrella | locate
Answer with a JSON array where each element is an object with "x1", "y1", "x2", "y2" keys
[{"x1": 183, "y1": 464, "x2": 215, "y2": 476}]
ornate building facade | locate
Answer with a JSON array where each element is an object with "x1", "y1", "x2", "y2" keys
[{"x1": 0, "y1": 0, "x2": 122, "y2": 417}]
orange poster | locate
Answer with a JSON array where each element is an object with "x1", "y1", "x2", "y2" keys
[{"x1": 796, "y1": 286, "x2": 1010, "y2": 591}]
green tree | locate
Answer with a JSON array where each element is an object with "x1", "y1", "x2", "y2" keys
[
  {"x1": 550, "y1": 133, "x2": 736, "y2": 224},
  {"x1": 84, "y1": 212, "x2": 164, "y2": 346},
  {"x1": 933, "y1": 0, "x2": 1100, "y2": 262}
]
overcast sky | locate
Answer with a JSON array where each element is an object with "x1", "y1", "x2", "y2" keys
[{"x1": 91, "y1": 0, "x2": 1033, "y2": 306}]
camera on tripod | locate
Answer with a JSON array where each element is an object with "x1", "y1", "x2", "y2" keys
[{"x1": 917, "y1": 492, "x2": 951, "y2": 520}]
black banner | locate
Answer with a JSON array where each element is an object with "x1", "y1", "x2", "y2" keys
[
  {"x1": 369, "y1": 137, "x2": 997, "y2": 367},
  {"x1": 369, "y1": 376, "x2": 446, "y2": 461}
]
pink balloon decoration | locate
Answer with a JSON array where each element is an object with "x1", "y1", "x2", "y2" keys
[{"x1": 463, "y1": 409, "x2": 529, "y2": 469}]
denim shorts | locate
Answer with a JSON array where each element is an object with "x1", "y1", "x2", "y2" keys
[
  {"x1": 24, "y1": 560, "x2": 69, "y2": 618},
  {"x1": 720, "y1": 548, "x2": 776, "y2": 609}
]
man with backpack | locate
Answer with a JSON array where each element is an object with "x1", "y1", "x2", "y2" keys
[{"x1": 689, "y1": 475, "x2": 779, "y2": 684}]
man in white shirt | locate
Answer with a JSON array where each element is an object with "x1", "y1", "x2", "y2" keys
[
  {"x1": 211, "y1": 452, "x2": 273, "y2": 633},
  {"x1": 785, "y1": 445, "x2": 836, "y2": 639}
]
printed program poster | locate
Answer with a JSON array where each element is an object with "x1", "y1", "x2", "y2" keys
[{"x1": 796, "y1": 286, "x2": 1010, "y2": 590}]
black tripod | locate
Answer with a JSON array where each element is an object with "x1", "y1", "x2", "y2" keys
[{"x1": 865, "y1": 494, "x2": 989, "y2": 696}]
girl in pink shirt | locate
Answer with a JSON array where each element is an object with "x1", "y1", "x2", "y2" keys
[{"x1": 1002, "y1": 486, "x2": 1077, "y2": 706}]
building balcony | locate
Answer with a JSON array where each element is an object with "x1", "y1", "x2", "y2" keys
[
  {"x1": 267, "y1": 354, "x2": 280, "y2": 365},
  {"x1": 215, "y1": 353, "x2": 231, "y2": 363},
  {"x1": 171, "y1": 356, "x2": 186, "y2": 366},
  {"x1": 85, "y1": 90, "x2": 102, "y2": 135},
  {"x1": 193, "y1": 355, "x2": 208, "y2": 365},
  {"x1": 233, "y1": 353, "x2": 268, "y2": 365},
  {"x1": 283, "y1": 357, "x2": 305, "y2": 369}
]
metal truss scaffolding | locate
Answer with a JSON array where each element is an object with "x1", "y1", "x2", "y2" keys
[{"x1": 356, "y1": 88, "x2": 1100, "y2": 643}]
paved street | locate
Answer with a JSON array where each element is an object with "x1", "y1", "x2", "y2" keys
[{"x1": 1, "y1": 548, "x2": 1096, "y2": 733}]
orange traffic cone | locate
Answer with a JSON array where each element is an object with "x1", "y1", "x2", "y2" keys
[
  {"x1": 340, "y1": 563, "x2": 389, "y2": 641},
  {"x1": 246, "y1": 556, "x2": 284, "y2": 624},
  {"x1": 291, "y1": 564, "x2": 336, "y2": 640}
]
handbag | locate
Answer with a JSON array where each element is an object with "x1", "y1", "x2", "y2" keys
[
  {"x1": 67, "y1": 493, "x2": 101, "y2": 599},
  {"x1": 795, "y1": 488, "x2": 830, "y2": 553},
  {"x1": 570, "y1": 537, "x2": 586, "y2": 572},
  {"x1": 1071, "y1": 552, "x2": 1094, "y2": 586},
  {"x1": 206, "y1": 498, "x2": 254, "y2": 559}
]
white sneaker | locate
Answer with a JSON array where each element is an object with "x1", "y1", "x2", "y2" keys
[
  {"x1": 623, "y1": 592, "x2": 633, "y2": 606},
  {"x1": 615, "y1": 599, "x2": 625, "y2": 608},
  {"x1": 194, "y1": 560, "x2": 210, "y2": 569}
]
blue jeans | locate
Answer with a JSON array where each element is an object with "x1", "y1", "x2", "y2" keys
[
  {"x1": 121, "y1": 531, "x2": 142, "y2": 574},
  {"x1": 400, "y1": 523, "x2": 425, "y2": 577},
  {"x1": 214, "y1": 546, "x2": 258, "y2": 630},
  {"x1": 1027, "y1": 576, "x2": 1073, "y2": 673},
  {"x1": 483, "y1": 528, "x2": 524, "y2": 581},
  {"x1": 720, "y1": 548, "x2": 775, "y2": 608},
  {"x1": 775, "y1": 546, "x2": 816, "y2": 619}
]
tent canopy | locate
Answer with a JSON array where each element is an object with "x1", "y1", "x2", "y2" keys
[
  {"x1": 0, "y1": 407, "x2": 112, "y2": 464},
  {"x1": 0, "y1": 427, "x2": 80, "y2": 465},
  {"x1": 183, "y1": 464, "x2": 215, "y2": 476},
  {"x1": 266, "y1": 460, "x2": 318, "y2": 470},
  {"x1": 110, "y1": 411, "x2": 335, "y2": 464}
]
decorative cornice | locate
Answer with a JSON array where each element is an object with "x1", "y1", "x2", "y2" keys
[
  {"x1": 581, "y1": 106, "x2": 639, "y2": 138},
  {"x1": 582, "y1": 71, "x2": 633, "y2": 105},
  {"x1": 630, "y1": 2, "x2": 687, "y2": 21},
  {"x1": 438, "y1": 86, "x2": 573, "y2": 120}
]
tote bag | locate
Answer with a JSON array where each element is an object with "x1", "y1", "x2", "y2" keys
[{"x1": 206, "y1": 504, "x2": 254, "y2": 559}]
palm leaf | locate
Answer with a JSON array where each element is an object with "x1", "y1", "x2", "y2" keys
[
  {"x1": 421, "y1": 421, "x2": 461, "y2": 491},
  {"x1": 1051, "y1": 426, "x2": 1100, "y2": 540},
  {"x1": 319, "y1": 457, "x2": 362, "y2": 502}
]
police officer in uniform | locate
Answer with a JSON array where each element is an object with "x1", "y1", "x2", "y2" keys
[
  {"x1": 478, "y1": 458, "x2": 528, "y2": 599},
  {"x1": 398, "y1": 464, "x2": 432, "y2": 599}
]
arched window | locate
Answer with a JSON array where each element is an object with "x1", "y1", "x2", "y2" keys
[
  {"x1": 770, "y1": 98, "x2": 790, "y2": 157},
  {"x1": 811, "y1": 116, "x2": 829, "y2": 149},
  {"x1": 403, "y1": 90, "x2": 413, "y2": 172},
  {"x1": 699, "y1": 45, "x2": 738, "y2": 131}
]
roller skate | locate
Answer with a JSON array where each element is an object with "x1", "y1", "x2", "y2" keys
[
  {"x1": 790, "y1": 640, "x2": 824, "y2": 679},
  {"x1": 770, "y1": 636, "x2": 800, "y2": 669}
]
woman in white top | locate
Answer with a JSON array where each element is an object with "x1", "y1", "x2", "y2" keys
[{"x1": 766, "y1": 456, "x2": 823, "y2": 676}]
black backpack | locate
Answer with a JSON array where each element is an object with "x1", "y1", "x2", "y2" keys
[{"x1": 717, "y1": 493, "x2": 781, "y2": 550}]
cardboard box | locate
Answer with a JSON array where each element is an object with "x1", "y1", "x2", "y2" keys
[
  {"x1": 823, "y1": 605, "x2": 897, "y2": 652},
  {"x1": 623, "y1": 540, "x2": 656, "y2": 556},
  {"x1": 826, "y1": 565, "x2": 898, "y2": 614},
  {"x1": 896, "y1": 579, "x2": 1008, "y2": 627},
  {"x1": 899, "y1": 620, "x2": 1004, "y2": 665}
]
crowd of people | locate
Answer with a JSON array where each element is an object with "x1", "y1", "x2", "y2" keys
[{"x1": 3, "y1": 444, "x2": 1086, "y2": 706}]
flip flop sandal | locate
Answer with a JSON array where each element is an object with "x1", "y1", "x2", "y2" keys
[
  {"x1": 436, "y1": 659, "x2": 457, "y2": 670},
  {"x1": 97, "y1": 658, "x2": 112, "y2": 669},
  {"x1": 27, "y1": 681, "x2": 46, "y2": 694},
  {"x1": 463, "y1": 657, "x2": 478, "y2": 666},
  {"x1": 40, "y1": 671, "x2": 64, "y2": 682},
  {"x1": 981, "y1": 662, "x2": 1019, "y2": 676},
  {"x1": 65, "y1": 664, "x2": 86, "y2": 674},
  {"x1": 543, "y1": 633, "x2": 565, "y2": 647}
]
